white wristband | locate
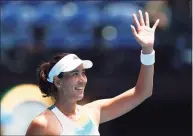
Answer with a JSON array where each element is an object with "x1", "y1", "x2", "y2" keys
[{"x1": 140, "y1": 50, "x2": 155, "y2": 65}]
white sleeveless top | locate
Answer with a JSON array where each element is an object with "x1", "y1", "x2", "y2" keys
[{"x1": 48, "y1": 105, "x2": 100, "y2": 135}]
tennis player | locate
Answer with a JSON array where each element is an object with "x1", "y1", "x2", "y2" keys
[{"x1": 26, "y1": 10, "x2": 159, "y2": 135}]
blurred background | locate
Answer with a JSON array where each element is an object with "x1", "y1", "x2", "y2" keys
[{"x1": 0, "y1": 0, "x2": 192, "y2": 136}]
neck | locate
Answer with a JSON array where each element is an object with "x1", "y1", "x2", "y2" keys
[{"x1": 55, "y1": 98, "x2": 78, "y2": 116}]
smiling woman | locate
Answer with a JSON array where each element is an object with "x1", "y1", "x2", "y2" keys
[
  {"x1": 37, "y1": 53, "x2": 92, "y2": 100},
  {"x1": 26, "y1": 10, "x2": 159, "y2": 136},
  {"x1": 26, "y1": 53, "x2": 98, "y2": 135}
]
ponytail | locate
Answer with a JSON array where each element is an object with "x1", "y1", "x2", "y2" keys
[{"x1": 37, "y1": 53, "x2": 70, "y2": 98}]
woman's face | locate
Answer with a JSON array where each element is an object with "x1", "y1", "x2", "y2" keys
[{"x1": 58, "y1": 64, "x2": 87, "y2": 102}]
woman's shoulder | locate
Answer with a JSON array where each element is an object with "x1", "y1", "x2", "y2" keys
[
  {"x1": 26, "y1": 109, "x2": 62, "y2": 135},
  {"x1": 32, "y1": 109, "x2": 55, "y2": 124}
]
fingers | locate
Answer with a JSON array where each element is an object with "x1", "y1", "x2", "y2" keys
[
  {"x1": 138, "y1": 10, "x2": 145, "y2": 26},
  {"x1": 132, "y1": 13, "x2": 140, "y2": 31},
  {"x1": 132, "y1": 10, "x2": 159, "y2": 31},
  {"x1": 152, "y1": 19, "x2": 160, "y2": 30},
  {"x1": 145, "y1": 12, "x2": 149, "y2": 27},
  {"x1": 130, "y1": 25, "x2": 138, "y2": 38}
]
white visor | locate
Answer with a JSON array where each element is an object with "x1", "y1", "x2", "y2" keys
[{"x1": 47, "y1": 54, "x2": 93, "y2": 83}]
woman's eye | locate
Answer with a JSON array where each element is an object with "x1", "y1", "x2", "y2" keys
[{"x1": 73, "y1": 73, "x2": 78, "y2": 76}]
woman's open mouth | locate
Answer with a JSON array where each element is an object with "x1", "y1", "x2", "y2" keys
[{"x1": 75, "y1": 87, "x2": 84, "y2": 93}]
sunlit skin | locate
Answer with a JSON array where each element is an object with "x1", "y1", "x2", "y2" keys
[{"x1": 26, "y1": 10, "x2": 159, "y2": 136}]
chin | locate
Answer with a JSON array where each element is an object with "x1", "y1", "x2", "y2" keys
[{"x1": 77, "y1": 94, "x2": 84, "y2": 101}]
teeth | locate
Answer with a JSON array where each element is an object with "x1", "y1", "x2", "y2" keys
[{"x1": 75, "y1": 87, "x2": 83, "y2": 90}]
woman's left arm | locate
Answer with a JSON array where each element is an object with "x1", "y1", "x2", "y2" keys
[{"x1": 85, "y1": 10, "x2": 160, "y2": 124}]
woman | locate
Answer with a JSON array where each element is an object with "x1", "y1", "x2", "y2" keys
[{"x1": 26, "y1": 10, "x2": 159, "y2": 135}]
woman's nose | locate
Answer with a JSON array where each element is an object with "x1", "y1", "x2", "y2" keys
[{"x1": 78, "y1": 74, "x2": 86, "y2": 84}]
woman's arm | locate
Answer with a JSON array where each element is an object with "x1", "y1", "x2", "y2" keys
[
  {"x1": 25, "y1": 118, "x2": 47, "y2": 136},
  {"x1": 97, "y1": 62, "x2": 154, "y2": 123},
  {"x1": 85, "y1": 10, "x2": 159, "y2": 124},
  {"x1": 25, "y1": 115, "x2": 60, "y2": 136}
]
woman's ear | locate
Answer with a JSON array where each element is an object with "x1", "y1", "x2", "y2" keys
[{"x1": 53, "y1": 76, "x2": 61, "y2": 89}]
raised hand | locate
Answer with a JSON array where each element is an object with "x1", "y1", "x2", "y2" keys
[{"x1": 131, "y1": 10, "x2": 159, "y2": 53}]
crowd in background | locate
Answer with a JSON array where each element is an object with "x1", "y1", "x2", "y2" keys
[
  {"x1": 1, "y1": 1, "x2": 192, "y2": 73},
  {"x1": 1, "y1": 1, "x2": 192, "y2": 75}
]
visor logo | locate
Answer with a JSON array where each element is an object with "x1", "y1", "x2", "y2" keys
[{"x1": 73, "y1": 56, "x2": 79, "y2": 60}]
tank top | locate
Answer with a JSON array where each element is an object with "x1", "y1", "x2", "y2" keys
[{"x1": 48, "y1": 105, "x2": 100, "y2": 135}]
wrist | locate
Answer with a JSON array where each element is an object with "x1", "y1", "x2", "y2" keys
[
  {"x1": 142, "y1": 47, "x2": 154, "y2": 54},
  {"x1": 140, "y1": 49, "x2": 155, "y2": 66}
]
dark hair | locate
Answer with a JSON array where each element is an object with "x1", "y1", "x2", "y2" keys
[{"x1": 37, "y1": 53, "x2": 70, "y2": 98}]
